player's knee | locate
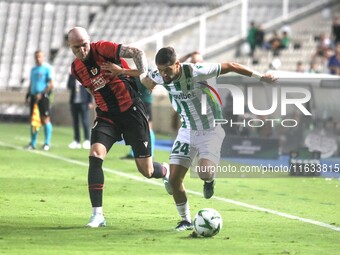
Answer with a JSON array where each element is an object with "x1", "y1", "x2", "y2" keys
[
  {"x1": 169, "y1": 175, "x2": 176, "y2": 185},
  {"x1": 170, "y1": 176, "x2": 182, "y2": 189},
  {"x1": 89, "y1": 143, "x2": 107, "y2": 159},
  {"x1": 171, "y1": 181, "x2": 185, "y2": 194}
]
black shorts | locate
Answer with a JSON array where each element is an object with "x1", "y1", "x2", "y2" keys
[
  {"x1": 91, "y1": 100, "x2": 151, "y2": 158},
  {"x1": 30, "y1": 94, "x2": 51, "y2": 118}
]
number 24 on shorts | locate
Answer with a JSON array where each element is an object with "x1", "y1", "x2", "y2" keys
[{"x1": 172, "y1": 141, "x2": 189, "y2": 155}]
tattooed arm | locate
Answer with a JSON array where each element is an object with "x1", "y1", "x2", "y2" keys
[
  {"x1": 119, "y1": 45, "x2": 148, "y2": 78},
  {"x1": 101, "y1": 60, "x2": 157, "y2": 91},
  {"x1": 101, "y1": 62, "x2": 141, "y2": 77}
]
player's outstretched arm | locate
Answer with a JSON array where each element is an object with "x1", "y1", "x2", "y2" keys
[
  {"x1": 101, "y1": 62, "x2": 140, "y2": 77},
  {"x1": 260, "y1": 73, "x2": 278, "y2": 83},
  {"x1": 119, "y1": 45, "x2": 148, "y2": 79},
  {"x1": 101, "y1": 61, "x2": 156, "y2": 91},
  {"x1": 220, "y1": 62, "x2": 277, "y2": 83}
]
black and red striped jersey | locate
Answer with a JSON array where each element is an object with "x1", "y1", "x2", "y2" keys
[{"x1": 71, "y1": 41, "x2": 138, "y2": 113}]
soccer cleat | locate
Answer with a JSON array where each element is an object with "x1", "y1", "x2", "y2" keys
[
  {"x1": 25, "y1": 143, "x2": 35, "y2": 150},
  {"x1": 42, "y1": 144, "x2": 50, "y2": 151},
  {"x1": 175, "y1": 220, "x2": 193, "y2": 231},
  {"x1": 86, "y1": 214, "x2": 106, "y2": 228},
  {"x1": 203, "y1": 180, "x2": 215, "y2": 199},
  {"x1": 82, "y1": 140, "x2": 91, "y2": 149},
  {"x1": 162, "y1": 162, "x2": 172, "y2": 195},
  {"x1": 68, "y1": 141, "x2": 81, "y2": 149}
]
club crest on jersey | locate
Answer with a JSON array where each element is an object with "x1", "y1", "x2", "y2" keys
[{"x1": 90, "y1": 67, "x2": 98, "y2": 76}]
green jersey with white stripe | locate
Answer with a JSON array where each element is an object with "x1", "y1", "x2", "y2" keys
[{"x1": 149, "y1": 63, "x2": 223, "y2": 130}]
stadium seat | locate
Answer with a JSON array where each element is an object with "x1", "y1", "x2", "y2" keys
[{"x1": 0, "y1": 0, "x2": 338, "y2": 90}]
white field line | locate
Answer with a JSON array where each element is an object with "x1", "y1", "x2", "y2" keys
[{"x1": 1, "y1": 141, "x2": 339, "y2": 232}]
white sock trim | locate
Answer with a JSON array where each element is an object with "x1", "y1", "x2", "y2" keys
[
  {"x1": 176, "y1": 201, "x2": 191, "y2": 222},
  {"x1": 92, "y1": 207, "x2": 103, "y2": 215}
]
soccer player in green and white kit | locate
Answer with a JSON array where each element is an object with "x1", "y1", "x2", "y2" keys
[{"x1": 103, "y1": 47, "x2": 277, "y2": 231}]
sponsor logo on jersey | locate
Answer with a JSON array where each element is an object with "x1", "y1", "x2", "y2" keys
[
  {"x1": 172, "y1": 91, "x2": 197, "y2": 100},
  {"x1": 91, "y1": 75, "x2": 107, "y2": 91}
]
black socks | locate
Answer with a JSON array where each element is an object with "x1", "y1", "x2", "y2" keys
[{"x1": 88, "y1": 156, "x2": 104, "y2": 207}]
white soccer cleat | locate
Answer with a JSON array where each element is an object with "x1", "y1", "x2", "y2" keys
[
  {"x1": 175, "y1": 220, "x2": 193, "y2": 231},
  {"x1": 68, "y1": 141, "x2": 81, "y2": 149},
  {"x1": 82, "y1": 140, "x2": 91, "y2": 149},
  {"x1": 162, "y1": 162, "x2": 173, "y2": 195},
  {"x1": 86, "y1": 214, "x2": 106, "y2": 228},
  {"x1": 42, "y1": 144, "x2": 50, "y2": 151}
]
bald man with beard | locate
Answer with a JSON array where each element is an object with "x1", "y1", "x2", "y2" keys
[{"x1": 67, "y1": 27, "x2": 171, "y2": 228}]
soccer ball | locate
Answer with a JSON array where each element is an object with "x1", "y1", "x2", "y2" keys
[{"x1": 193, "y1": 208, "x2": 222, "y2": 237}]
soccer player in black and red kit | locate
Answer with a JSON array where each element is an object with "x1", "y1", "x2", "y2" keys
[{"x1": 67, "y1": 27, "x2": 171, "y2": 227}]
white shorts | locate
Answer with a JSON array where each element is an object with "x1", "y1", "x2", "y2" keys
[{"x1": 169, "y1": 125, "x2": 225, "y2": 169}]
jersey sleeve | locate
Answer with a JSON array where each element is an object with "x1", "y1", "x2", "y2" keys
[
  {"x1": 95, "y1": 41, "x2": 121, "y2": 60},
  {"x1": 192, "y1": 63, "x2": 221, "y2": 82}
]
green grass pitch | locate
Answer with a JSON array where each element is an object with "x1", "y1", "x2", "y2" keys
[{"x1": 0, "y1": 123, "x2": 339, "y2": 255}]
